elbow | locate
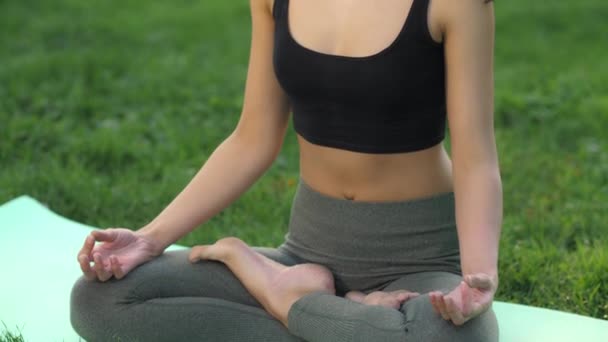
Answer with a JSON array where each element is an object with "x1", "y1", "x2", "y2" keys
[
  {"x1": 227, "y1": 130, "x2": 284, "y2": 168},
  {"x1": 453, "y1": 159, "x2": 503, "y2": 192},
  {"x1": 452, "y1": 148, "x2": 501, "y2": 178}
]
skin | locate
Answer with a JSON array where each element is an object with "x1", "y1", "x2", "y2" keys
[
  {"x1": 188, "y1": 237, "x2": 422, "y2": 327},
  {"x1": 78, "y1": 0, "x2": 501, "y2": 330},
  {"x1": 251, "y1": 0, "x2": 500, "y2": 327}
]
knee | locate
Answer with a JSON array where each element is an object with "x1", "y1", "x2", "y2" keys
[
  {"x1": 71, "y1": 275, "x2": 98, "y2": 316},
  {"x1": 70, "y1": 275, "x2": 116, "y2": 311},
  {"x1": 70, "y1": 275, "x2": 126, "y2": 340},
  {"x1": 400, "y1": 294, "x2": 499, "y2": 342},
  {"x1": 70, "y1": 276, "x2": 95, "y2": 338}
]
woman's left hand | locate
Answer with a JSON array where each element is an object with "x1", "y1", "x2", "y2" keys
[{"x1": 428, "y1": 273, "x2": 498, "y2": 326}]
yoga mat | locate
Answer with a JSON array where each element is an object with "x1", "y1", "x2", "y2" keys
[
  {"x1": 0, "y1": 196, "x2": 186, "y2": 342},
  {"x1": 1, "y1": 195, "x2": 607, "y2": 341}
]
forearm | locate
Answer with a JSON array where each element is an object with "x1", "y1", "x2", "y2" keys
[
  {"x1": 453, "y1": 163, "x2": 503, "y2": 278},
  {"x1": 137, "y1": 133, "x2": 277, "y2": 252}
]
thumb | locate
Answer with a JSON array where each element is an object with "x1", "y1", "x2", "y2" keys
[
  {"x1": 464, "y1": 274, "x2": 493, "y2": 290},
  {"x1": 189, "y1": 246, "x2": 207, "y2": 263}
]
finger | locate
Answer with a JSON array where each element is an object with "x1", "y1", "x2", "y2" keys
[
  {"x1": 77, "y1": 235, "x2": 95, "y2": 262},
  {"x1": 436, "y1": 294, "x2": 451, "y2": 321},
  {"x1": 429, "y1": 293, "x2": 437, "y2": 312},
  {"x1": 78, "y1": 254, "x2": 96, "y2": 280},
  {"x1": 189, "y1": 247, "x2": 201, "y2": 263},
  {"x1": 189, "y1": 245, "x2": 214, "y2": 263},
  {"x1": 429, "y1": 292, "x2": 443, "y2": 317},
  {"x1": 110, "y1": 255, "x2": 125, "y2": 280},
  {"x1": 461, "y1": 281, "x2": 472, "y2": 317},
  {"x1": 465, "y1": 274, "x2": 493, "y2": 290},
  {"x1": 444, "y1": 296, "x2": 467, "y2": 326},
  {"x1": 470, "y1": 297, "x2": 492, "y2": 318},
  {"x1": 92, "y1": 229, "x2": 117, "y2": 243},
  {"x1": 94, "y1": 253, "x2": 112, "y2": 282},
  {"x1": 429, "y1": 292, "x2": 441, "y2": 315}
]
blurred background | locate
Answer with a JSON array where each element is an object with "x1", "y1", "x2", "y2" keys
[{"x1": 0, "y1": 0, "x2": 606, "y2": 324}]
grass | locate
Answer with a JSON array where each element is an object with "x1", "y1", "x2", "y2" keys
[
  {"x1": 0, "y1": 322, "x2": 25, "y2": 342},
  {"x1": 1, "y1": 0, "x2": 607, "y2": 338}
]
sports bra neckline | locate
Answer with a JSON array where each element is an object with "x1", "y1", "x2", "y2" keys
[{"x1": 283, "y1": 0, "x2": 418, "y2": 61}]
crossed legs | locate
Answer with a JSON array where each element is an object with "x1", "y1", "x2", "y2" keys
[
  {"x1": 71, "y1": 238, "x2": 498, "y2": 341},
  {"x1": 192, "y1": 237, "x2": 499, "y2": 342},
  {"x1": 70, "y1": 246, "x2": 307, "y2": 342}
]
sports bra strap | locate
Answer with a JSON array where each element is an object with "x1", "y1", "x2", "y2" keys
[
  {"x1": 409, "y1": 0, "x2": 436, "y2": 43},
  {"x1": 272, "y1": 0, "x2": 285, "y2": 20}
]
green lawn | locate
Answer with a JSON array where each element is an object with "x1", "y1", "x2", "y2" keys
[{"x1": 1, "y1": 0, "x2": 606, "y2": 337}]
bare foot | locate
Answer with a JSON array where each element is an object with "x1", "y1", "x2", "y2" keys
[
  {"x1": 189, "y1": 237, "x2": 335, "y2": 327},
  {"x1": 345, "y1": 289, "x2": 420, "y2": 310}
]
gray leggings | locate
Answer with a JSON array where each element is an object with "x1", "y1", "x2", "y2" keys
[{"x1": 70, "y1": 178, "x2": 499, "y2": 341}]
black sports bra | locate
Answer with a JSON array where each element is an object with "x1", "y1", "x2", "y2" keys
[{"x1": 272, "y1": 0, "x2": 447, "y2": 154}]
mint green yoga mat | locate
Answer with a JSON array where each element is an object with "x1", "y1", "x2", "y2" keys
[{"x1": 1, "y1": 196, "x2": 607, "y2": 341}]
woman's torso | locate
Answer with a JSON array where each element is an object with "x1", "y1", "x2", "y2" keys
[
  {"x1": 300, "y1": 137, "x2": 454, "y2": 202},
  {"x1": 275, "y1": 0, "x2": 453, "y2": 202}
]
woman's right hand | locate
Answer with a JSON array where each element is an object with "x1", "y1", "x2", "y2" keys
[{"x1": 77, "y1": 228, "x2": 164, "y2": 282}]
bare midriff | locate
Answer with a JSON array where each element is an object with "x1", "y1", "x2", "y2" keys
[{"x1": 297, "y1": 134, "x2": 454, "y2": 202}]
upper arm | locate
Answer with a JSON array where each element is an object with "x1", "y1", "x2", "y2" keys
[
  {"x1": 232, "y1": 0, "x2": 291, "y2": 160},
  {"x1": 439, "y1": 0, "x2": 498, "y2": 169}
]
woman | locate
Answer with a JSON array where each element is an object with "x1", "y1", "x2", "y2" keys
[{"x1": 71, "y1": 0, "x2": 501, "y2": 340}]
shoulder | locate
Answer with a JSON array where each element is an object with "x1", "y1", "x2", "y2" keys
[
  {"x1": 249, "y1": 0, "x2": 273, "y2": 16},
  {"x1": 431, "y1": 0, "x2": 494, "y2": 37}
]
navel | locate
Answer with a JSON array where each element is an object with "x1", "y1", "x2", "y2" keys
[{"x1": 343, "y1": 192, "x2": 355, "y2": 201}]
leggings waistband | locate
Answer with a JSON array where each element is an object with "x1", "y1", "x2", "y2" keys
[{"x1": 293, "y1": 176, "x2": 457, "y2": 226}]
